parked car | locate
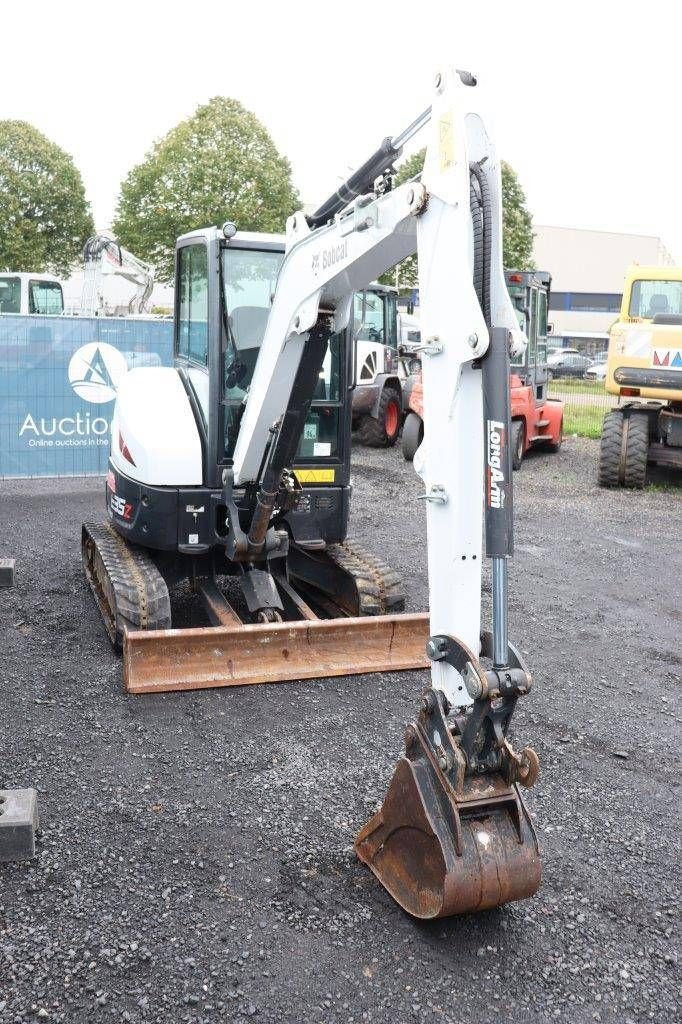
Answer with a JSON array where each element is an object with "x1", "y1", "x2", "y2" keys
[
  {"x1": 546, "y1": 352, "x2": 593, "y2": 379},
  {"x1": 584, "y1": 361, "x2": 607, "y2": 381},
  {"x1": 547, "y1": 347, "x2": 579, "y2": 362}
]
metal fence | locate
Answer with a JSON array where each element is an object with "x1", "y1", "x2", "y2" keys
[
  {"x1": 547, "y1": 376, "x2": 617, "y2": 439},
  {"x1": 0, "y1": 314, "x2": 173, "y2": 478}
]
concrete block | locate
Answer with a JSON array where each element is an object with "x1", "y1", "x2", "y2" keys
[
  {"x1": 0, "y1": 558, "x2": 15, "y2": 587},
  {"x1": 0, "y1": 788, "x2": 39, "y2": 861}
]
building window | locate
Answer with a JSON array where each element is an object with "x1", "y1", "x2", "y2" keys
[{"x1": 549, "y1": 292, "x2": 621, "y2": 313}]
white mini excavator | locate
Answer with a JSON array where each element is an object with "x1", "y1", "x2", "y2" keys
[{"x1": 82, "y1": 67, "x2": 541, "y2": 919}]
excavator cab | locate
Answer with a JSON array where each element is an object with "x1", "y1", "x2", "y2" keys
[{"x1": 173, "y1": 230, "x2": 353, "y2": 549}]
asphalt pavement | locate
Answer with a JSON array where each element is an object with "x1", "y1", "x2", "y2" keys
[{"x1": 1, "y1": 438, "x2": 679, "y2": 1023}]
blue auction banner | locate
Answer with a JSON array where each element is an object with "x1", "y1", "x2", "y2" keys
[{"x1": 0, "y1": 315, "x2": 173, "y2": 478}]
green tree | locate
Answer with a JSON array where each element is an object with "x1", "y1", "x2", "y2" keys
[
  {"x1": 382, "y1": 150, "x2": 534, "y2": 290},
  {"x1": 113, "y1": 98, "x2": 300, "y2": 281},
  {"x1": 500, "y1": 159, "x2": 534, "y2": 270},
  {"x1": 0, "y1": 121, "x2": 94, "y2": 276}
]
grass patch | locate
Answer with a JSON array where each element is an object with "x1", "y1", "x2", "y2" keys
[
  {"x1": 549, "y1": 376, "x2": 607, "y2": 395},
  {"x1": 645, "y1": 477, "x2": 682, "y2": 493},
  {"x1": 563, "y1": 404, "x2": 605, "y2": 439},
  {"x1": 550, "y1": 379, "x2": 615, "y2": 438}
]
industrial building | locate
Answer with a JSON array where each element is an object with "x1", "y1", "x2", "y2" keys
[{"x1": 533, "y1": 226, "x2": 674, "y2": 354}]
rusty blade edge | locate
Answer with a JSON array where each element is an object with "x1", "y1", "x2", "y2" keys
[
  {"x1": 123, "y1": 612, "x2": 431, "y2": 694},
  {"x1": 124, "y1": 612, "x2": 430, "y2": 643}
]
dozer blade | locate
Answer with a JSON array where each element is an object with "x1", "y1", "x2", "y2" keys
[
  {"x1": 355, "y1": 690, "x2": 541, "y2": 919},
  {"x1": 123, "y1": 613, "x2": 430, "y2": 694}
]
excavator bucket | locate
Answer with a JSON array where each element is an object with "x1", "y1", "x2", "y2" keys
[
  {"x1": 123, "y1": 614, "x2": 430, "y2": 693},
  {"x1": 355, "y1": 685, "x2": 541, "y2": 919}
]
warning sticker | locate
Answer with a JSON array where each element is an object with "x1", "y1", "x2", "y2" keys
[
  {"x1": 439, "y1": 114, "x2": 455, "y2": 173},
  {"x1": 294, "y1": 468, "x2": 335, "y2": 484}
]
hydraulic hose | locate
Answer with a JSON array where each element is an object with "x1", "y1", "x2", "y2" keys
[{"x1": 468, "y1": 161, "x2": 492, "y2": 328}]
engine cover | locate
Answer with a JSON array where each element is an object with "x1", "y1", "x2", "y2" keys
[{"x1": 111, "y1": 367, "x2": 203, "y2": 486}]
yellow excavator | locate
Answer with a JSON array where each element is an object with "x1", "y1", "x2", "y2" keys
[
  {"x1": 82, "y1": 67, "x2": 541, "y2": 919},
  {"x1": 599, "y1": 265, "x2": 682, "y2": 486}
]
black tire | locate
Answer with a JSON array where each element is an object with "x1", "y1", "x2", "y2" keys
[
  {"x1": 598, "y1": 410, "x2": 648, "y2": 488},
  {"x1": 511, "y1": 419, "x2": 525, "y2": 471},
  {"x1": 598, "y1": 410, "x2": 623, "y2": 487},
  {"x1": 401, "y1": 412, "x2": 423, "y2": 462},
  {"x1": 358, "y1": 386, "x2": 402, "y2": 447},
  {"x1": 623, "y1": 413, "x2": 648, "y2": 488}
]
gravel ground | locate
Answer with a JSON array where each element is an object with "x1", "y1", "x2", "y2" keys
[{"x1": 1, "y1": 437, "x2": 680, "y2": 1024}]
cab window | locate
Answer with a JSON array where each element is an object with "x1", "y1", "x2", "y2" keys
[
  {"x1": 536, "y1": 289, "x2": 547, "y2": 337},
  {"x1": 628, "y1": 279, "x2": 682, "y2": 319},
  {"x1": 354, "y1": 291, "x2": 385, "y2": 342},
  {"x1": 29, "y1": 279, "x2": 64, "y2": 315},
  {"x1": 536, "y1": 288, "x2": 548, "y2": 364},
  {"x1": 295, "y1": 334, "x2": 343, "y2": 460},
  {"x1": 0, "y1": 276, "x2": 21, "y2": 313},
  {"x1": 384, "y1": 293, "x2": 398, "y2": 349},
  {"x1": 176, "y1": 244, "x2": 209, "y2": 365}
]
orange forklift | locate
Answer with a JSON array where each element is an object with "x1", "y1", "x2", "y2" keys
[{"x1": 402, "y1": 269, "x2": 564, "y2": 466}]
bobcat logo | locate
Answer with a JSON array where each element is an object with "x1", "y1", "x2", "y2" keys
[{"x1": 311, "y1": 253, "x2": 320, "y2": 276}]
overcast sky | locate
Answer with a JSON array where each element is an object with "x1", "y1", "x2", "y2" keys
[{"x1": 2, "y1": 0, "x2": 680, "y2": 260}]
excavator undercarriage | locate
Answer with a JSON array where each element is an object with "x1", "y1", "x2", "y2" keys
[{"x1": 82, "y1": 521, "x2": 429, "y2": 692}]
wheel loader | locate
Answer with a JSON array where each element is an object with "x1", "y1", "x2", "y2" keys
[
  {"x1": 82, "y1": 66, "x2": 542, "y2": 919},
  {"x1": 598, "y1": 265, "x2": 682, "y2": 487}
]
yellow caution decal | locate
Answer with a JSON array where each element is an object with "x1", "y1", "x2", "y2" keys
[
  {"x1": 294, "y1": 468, "x2": 336, "y2": 484},
  {"x1": 439, "y1": 114, "x2": 455, "y2": 173}
]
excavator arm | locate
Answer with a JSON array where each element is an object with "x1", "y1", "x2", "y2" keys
[
  {"x1": 227, "y1": 65, "x2": 541, "y2": 918},
  {"x1": 233, "y1": 67, "x2": 524, "y2": 693}
]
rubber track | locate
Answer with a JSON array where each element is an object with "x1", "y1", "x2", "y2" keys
[
  {"x1": 325, "y1": 541, "x2": 405, "y2": 616},
  {"x1": 82, "y1": 521, "x2": 172, "y2": 651}
]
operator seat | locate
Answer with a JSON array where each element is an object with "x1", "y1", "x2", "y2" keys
[{"x1": 647, "y1": 294, "x2": 669, "y2": 318}]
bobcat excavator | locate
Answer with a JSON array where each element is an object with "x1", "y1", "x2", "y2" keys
[{"x1": 82, "y1": 67, "x2": 541, "y2": 919}]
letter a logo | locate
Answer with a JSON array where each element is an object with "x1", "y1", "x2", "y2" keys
[{"x1": 68, "y1": 342, "x2": 128, "y2": 404}]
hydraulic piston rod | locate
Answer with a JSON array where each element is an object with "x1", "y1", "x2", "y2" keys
[
  {"x1": 307, "y1": 106, "x2": 432, "y2": 229},
  {"x1": 306, "y1": 70, "x2": 477, "y2": 230},
  {"x1": 492, "y1": 557, "x2": 508, "y2": 669}
]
